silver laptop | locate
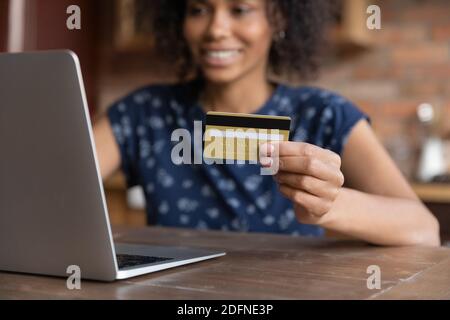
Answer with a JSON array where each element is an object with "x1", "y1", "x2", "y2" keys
[{"x1": 0, "y1": 50, "x2": 225, "y2": 281}]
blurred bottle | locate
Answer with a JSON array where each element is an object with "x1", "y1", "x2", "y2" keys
[
  {"x1": 127, "y1": 186, "x2": 146, "y2": 210},
  {"x1": 416, "y1": 103, "x2": 446, "y2": 182}
]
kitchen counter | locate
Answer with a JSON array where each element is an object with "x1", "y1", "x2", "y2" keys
[{"x1": 412, "y1": 183, "x2": 450, "y2": 203}]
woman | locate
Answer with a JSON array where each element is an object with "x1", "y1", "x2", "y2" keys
[{"x1": 94, "y1": 0, "x2": 440, "y2": 246}]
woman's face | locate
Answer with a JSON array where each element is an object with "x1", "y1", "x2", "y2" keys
[{"x1": 183, "y1": 0, "x2": 274, "y2": 84}]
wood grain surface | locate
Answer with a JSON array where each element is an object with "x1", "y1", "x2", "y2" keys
[{"x1": 1, "y1": 226, "x2": 450, "y2": 300}]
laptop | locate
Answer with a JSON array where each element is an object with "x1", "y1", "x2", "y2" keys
[{"x1": 0, "y1": 50, "x2": 225, "y2": 281}]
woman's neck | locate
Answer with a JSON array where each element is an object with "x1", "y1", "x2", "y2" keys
[{"x1": 200, "y1": 73, "x2": 275, "y2": 114}]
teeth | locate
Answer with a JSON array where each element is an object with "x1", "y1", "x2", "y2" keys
[{"x1": 206, "y1": 50, "x2": 239, "y2": 59}]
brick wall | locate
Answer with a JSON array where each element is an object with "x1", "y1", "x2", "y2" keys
[
  {"x1": 314, "y1": 0, "x2": 450, "y2": 178},
  {"x1": 0, "y1": 0, "x2": 9, "y2": 51}
]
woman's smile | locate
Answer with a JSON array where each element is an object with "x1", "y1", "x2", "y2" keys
[
  {"x1": 183, "y1": 0, "x2": 272, "y2": 84},
  {"x1": 201, "y1": 48, "x2": 243, "y2": 67}
]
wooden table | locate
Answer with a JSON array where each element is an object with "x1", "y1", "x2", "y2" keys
[{"x1": 1, "y1": 226, "x2": 450, "y2": 300}]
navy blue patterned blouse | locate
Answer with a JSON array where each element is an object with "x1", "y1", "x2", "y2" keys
[{"x1": 107, "y1": 80, "x2": 368, "y2": 237}]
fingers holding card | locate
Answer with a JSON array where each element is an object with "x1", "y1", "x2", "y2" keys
[{"x1": 203, "y1": 112, "x2": 291, "y2": 167}]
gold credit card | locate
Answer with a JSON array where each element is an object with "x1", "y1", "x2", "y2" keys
[{"x1": 204, "y1": 112, "x2": 291, "y2": 162}]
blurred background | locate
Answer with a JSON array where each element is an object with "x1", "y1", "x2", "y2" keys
[{"x1": 1, "y1": 0, "x2": 450, "y2": 242}]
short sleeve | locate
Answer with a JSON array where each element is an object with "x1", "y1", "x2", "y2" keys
[
  {"x1": 293, "y1": 87, "x2": 371, "y2": 156},
  {"x1": 107, "y1": 100, "x2": 140, "y2": 188},
  {"x1": 329, "y1": 95, "x2": 370, "y2": 155}
]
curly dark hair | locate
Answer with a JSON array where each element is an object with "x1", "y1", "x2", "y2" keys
[{"x1": 152, "y1": 0, "x2": 334, "y2": 82}]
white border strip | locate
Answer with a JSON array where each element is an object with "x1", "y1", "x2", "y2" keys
[{"x1": 208, "y1": 129, "x2": 284, "y2": 141}]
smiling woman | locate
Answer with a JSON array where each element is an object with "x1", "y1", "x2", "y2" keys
[
  {"x1": 152, "y1": 0, "x2": 333, "y2": 81},
  {"x1": 183, "y1": 0, "x2": 273, "y2": 85},
  {"x1": 93, "y1": 0, "x2": 440, "y2": 247}
]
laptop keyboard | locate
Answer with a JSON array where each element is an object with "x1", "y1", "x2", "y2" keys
[{"x1": 116, "y1": 254, "x2": 174, "y2": 269}]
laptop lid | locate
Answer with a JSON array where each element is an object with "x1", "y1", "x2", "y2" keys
[{"x1": 0, "y1": 50, "x2": 118, "y2": 281}]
